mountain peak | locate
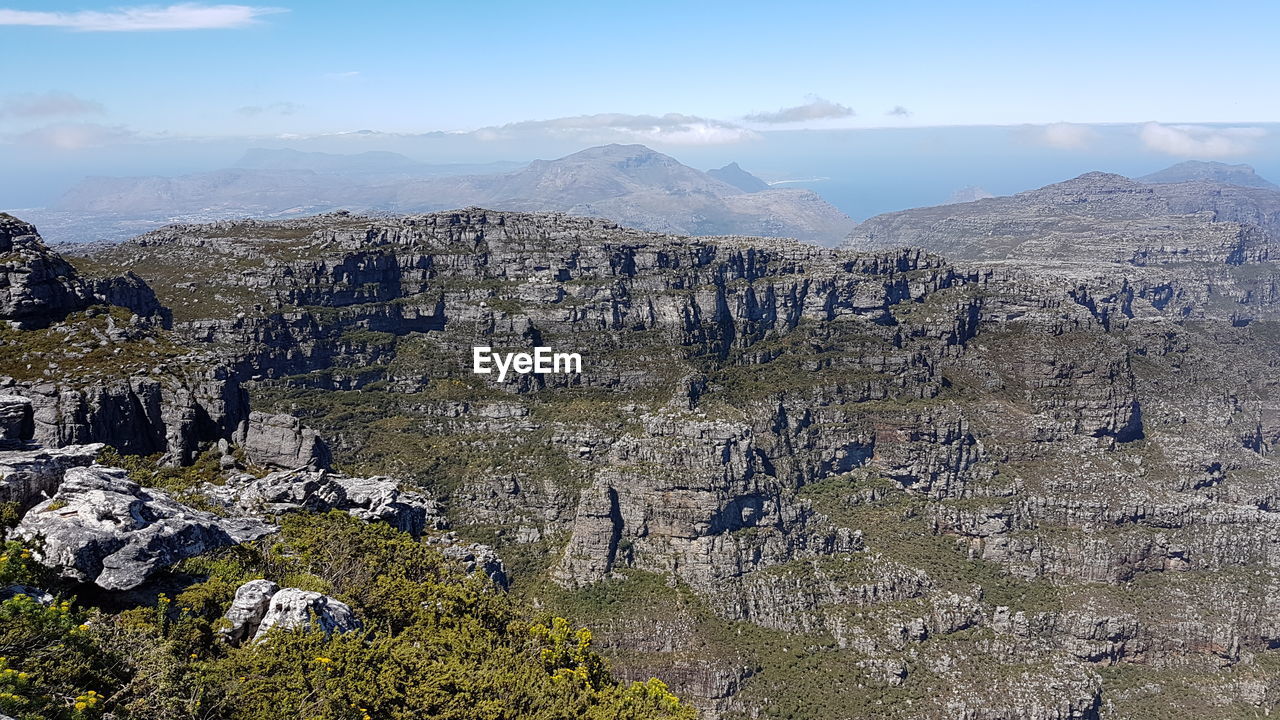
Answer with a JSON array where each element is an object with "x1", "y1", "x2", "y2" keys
[{"x1": 707, "y1": 162, "x2": 770, "y2": 193}]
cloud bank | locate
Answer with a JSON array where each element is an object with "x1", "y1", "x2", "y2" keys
[
  {"x1": 0, "y1": 92, "x2": 103, "y2": 118},
  {"x1": 744, "y1": 97, "x2": 854, "y2": 124},
  {"x1": 1014, "y1": 122, "x2": 1098, "y2": 150},
  {"x1": 1139, "y1": 122, "x2": 1266, "y2": 158},
  {"x1": 1040, "y1": 122, "x2": 1097, "y2": 149},
  {"x1": 0, "y1": 3, "x2": 285, "y2": 31},
  {"x1": 14, "y1": 123, "x2": 136, "y2": 150},
  {"x1": 474, "y1": 113, "x2": 760, "y2": 146}
]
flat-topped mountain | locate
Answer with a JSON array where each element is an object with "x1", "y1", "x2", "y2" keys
[
  {"x1": 54, "y1": 144, "x2": 854, "y2": 246},
  {"x1": 1137, "y1": 160, "x2": 1279, "y2": 189},
  {"x1": 845, "y1": 168, "x2": 1280, "y2": 263}
]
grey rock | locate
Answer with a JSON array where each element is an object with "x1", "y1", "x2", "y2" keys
[
  {"x1": 240, "y1": 411, "x2": 331, "y2": 470},
  {"x1": 0, "y1": 213, "x2": 91, "y2": 329},
  {"x1": 252, "y1": 587, "x2": 360, "y2": 642},
  {"x1": 334, "y1": 474, "x2": 444, "y2": 535},
  {"x1": 0, "y1": 394, "x2": 33, "y2": 447},
  {"x1": 220, "y1": 578, "x2": 280, "y2": 645},
  {"x1": 12, "y1": 465, "x2": 275, "y2": 590},
  {"x1": 0, "y1": 584, "x2": 54, "y2": 605},
  {"x1": 59, "y1": 203, "x2": 1280, "y2": 717},
  {"x1": 439, "y1": 538, "x2": 509, "y2": 589},
  {"x1": 15, "y1": 364, "x2": 249, "y2": 466},
  {"x1": 0, "y1": 443, "x2": 101, "y2": 511},
  {"x1": 201, "y1": 468, "x2": 445, "y2": 535},
  {"x1": 845, "y1": 171, "x2": 1280, "y2": 265}
]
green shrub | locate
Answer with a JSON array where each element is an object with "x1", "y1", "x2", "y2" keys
[{"x1": 0, "y1": 513, "x2": 695, "y2": 720}]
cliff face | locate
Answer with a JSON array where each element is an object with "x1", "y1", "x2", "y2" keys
[
  {"x1": 0, "y1": 213, "x2": 246, "y2": 464},
  {"x1": 51, "y1": 207, "x2": 1280, "y2": 719}
]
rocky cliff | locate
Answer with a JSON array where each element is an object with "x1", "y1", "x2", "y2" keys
[{"x1": 43, "y1": 204, "x2": 1280, "y2": 719}]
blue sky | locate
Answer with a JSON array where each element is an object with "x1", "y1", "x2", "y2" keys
[{"x1": 3, "y1": 0, "x2": 1280, "y2": 140}]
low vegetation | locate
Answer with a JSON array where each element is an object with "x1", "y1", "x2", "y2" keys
[{"x1": 0, "y1": 512, "x2": 695, "y2": 720}]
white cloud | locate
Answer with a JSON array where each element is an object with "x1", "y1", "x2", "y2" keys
[
  {"x1": 237, "y1": 101, "x2": 302, "y2": 116},
  {"x1": 0, "y1": 4, "x2": 285, "y2": 32},
  {"x1": 1037, "y1": 122, "x2": 1097, "y2": 149},
  {"x1": 744, "y1": 97, "x2": 854, "y2": 124},
  {"x1": 0, "y1": 92, "x2": 103, "y2": 118},
  {"x1": 474, "y1": 113, "x2": 760, "y2": 146},
  {"x1": 887, "y1": 106, "x2": 911, "y2": 117},
  {"x1": 14, "y1": 123, "x2": 136, "y2": 150},
  {"x1": 1139, "y1": 122, "x2": 1266, "y2": 158}
]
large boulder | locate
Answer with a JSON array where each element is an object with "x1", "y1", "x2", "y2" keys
[
  {"x1": 241, "y1": 412, "x2": 331, "y2": 470},
  {"x1": 254, "y1": 588, "x2": 360, "y2": 641},
  {"x1": 0, "y1": 443, "x2": 101, "y2": 510},
  {"x1": 11, "y1": 465, "x2": 275, "y2": 590},
  {"x1": 202, "y1": 469, "x2": 445, "y2": 535},
  {"x1": 220, "y1": 578, "x2": 280, "y2": 645}
]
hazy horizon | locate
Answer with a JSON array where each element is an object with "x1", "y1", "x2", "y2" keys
[
  {"x1": 5, "y1": 1, "x2": 1280, "y2": 223},
  {"x1": 8, "y1": 123, "x2": 1280, "y2": 226}
]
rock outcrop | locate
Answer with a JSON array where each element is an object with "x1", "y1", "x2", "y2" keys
[
  {"x1": 12, "y1": 465, "x2": 274, "y2": 590},
  {"x1": 220, "y1": 579, "x2": 361, "y2": 644},
  {"x1": 0, "y1": 213, "x2": 89, "y2": 329},
  {"x1": 220, "y1": 578, "x2": 280, "y2": 645},
  {"x1": 240, "y1": 411, "x2": 330, "y2": 469},
  {"x1": 0, "y1": 394, "x2": 33, "y2": 447},
  {"x1": 0, "y1": 218, "x2": 249, "y2": 464},
  {"x1": 0, "y1": 443, "x2": 101, "y2": 510},
  {"x1": 201, "y1": 468, "x2": 445, "y2": 535},
  {"x1": 253, "y1": 588, "x2": 360, "y2": 641},
  {"x1": 434, "y1": 534, "x2": 510, "y2": 588}
]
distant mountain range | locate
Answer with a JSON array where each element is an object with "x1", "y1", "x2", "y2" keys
[
  {"x1": 52, "y1": 145, "x2": 853, "y2": 246},
  {"x1": 844, "y1": 163, "x2": 1280, "y2": 264}
]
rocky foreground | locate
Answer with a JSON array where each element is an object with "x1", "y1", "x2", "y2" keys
[{"x1": 4, "y1": 179, "x2": 1280, "y2": 718}]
